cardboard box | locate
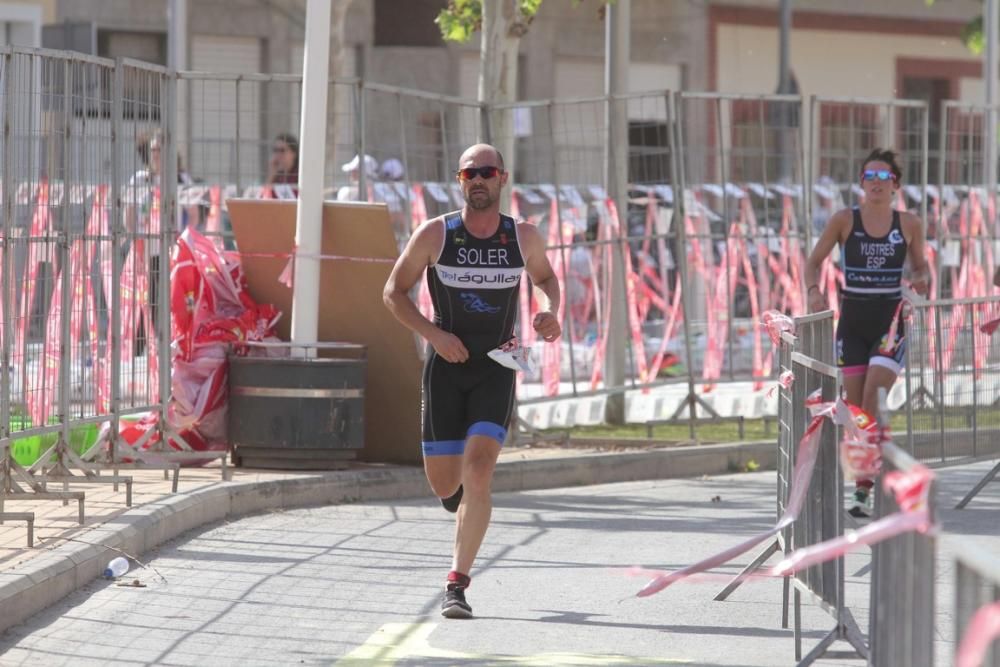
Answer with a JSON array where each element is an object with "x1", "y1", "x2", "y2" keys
[{"x1": 227, "y1": 199, "x2": 423, "y2": 465}]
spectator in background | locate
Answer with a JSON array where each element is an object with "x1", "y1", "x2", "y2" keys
[
  {"x1": 380, "y1": 158, "x2": 405, "y2": 182},
  {"x1": 336, "y1": 153, "x2": 378, "y2": 202},
  {"x1": 128, "y1": 129, "x2": 192, "y2": 356},
  {"x1": 264, "y1": 133, "x2": 299, "y2": 198},
  {"x1": 378, "y1": 157, "x2": 410, "y2": 247},
  {"x1": 130, "y1": 129, "x2": 193, "y2": 192},
  {"x1": 566, "y1": 231, "x2": 595, "y2": 328}
]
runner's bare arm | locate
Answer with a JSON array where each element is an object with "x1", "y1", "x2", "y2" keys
[
  {"x1": 902, "y1": 212, "x2": 929, "y2": 296},
  {"x1": 518, "y1": 222, "x2": 562, "y2": 341},
  {"x1": 383, "y1": 219, "x2": 443, "y2": 341},
  {"x1": 804, "y1": 208, "x2": 849, "y2": 310},
  {"x1": 804, "y1": 208, "x2": 848, "y2": 288}
]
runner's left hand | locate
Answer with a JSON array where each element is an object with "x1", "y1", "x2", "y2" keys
[{"x1": 533, "y1": 311, "x2": 561, "y2": 342}]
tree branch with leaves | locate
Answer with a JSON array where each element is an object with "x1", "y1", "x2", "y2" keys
[{"x1": 925, "y1": 0, "x2": 987, "y2": 53}]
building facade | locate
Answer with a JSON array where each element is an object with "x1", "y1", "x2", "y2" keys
[{"x1": 9, "y1": 0, "x2": 988, "y2": 187}]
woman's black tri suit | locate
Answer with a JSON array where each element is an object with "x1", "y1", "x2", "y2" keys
[
  {"x1": 836, "y1": 208, "x2": 908, "y2": 377},
  {"x1": 421, "y1": 212, "x2": 524, "y2": 456}
]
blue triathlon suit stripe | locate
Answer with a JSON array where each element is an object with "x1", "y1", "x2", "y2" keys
[
  {"x1": 422, "y1": 440, "x2": 465, "y2": 456},
  {"x1": 467, "y1": 421, "x2": 507, "y2": 444}
]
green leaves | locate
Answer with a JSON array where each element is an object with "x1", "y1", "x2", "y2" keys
[
  {"x1": 924, "y1": 0, "x2": 986, "y2": 54},
  {"x1": 436, "y1": 0, "x2": 602, "y2": 43},
  {"x1": 962, "y1": 15, "x2": 985, "y2": 54},
  {"x1": 435, "y1": 0, "x2": 482, "y2": 43},
  {"x1": 521, "y1": 0, "x2": 544, "y2": 17}
]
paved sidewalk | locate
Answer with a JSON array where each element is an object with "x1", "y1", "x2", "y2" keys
[{"x1": 0, "y1": 439, "x2": 773, "y2": 634}]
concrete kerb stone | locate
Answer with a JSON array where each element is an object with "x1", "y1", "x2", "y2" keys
[{"x1": 0, "y1": 439, "x2": 774, "y2": 635}]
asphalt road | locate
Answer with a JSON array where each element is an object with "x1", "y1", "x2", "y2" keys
[{"x1": 1, "y1": 461, "x2": 997, "y2": 667}]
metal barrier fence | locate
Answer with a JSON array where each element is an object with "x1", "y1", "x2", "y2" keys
[
  {"x1": 937, "y1": 102, "x2": 999, "y2": 304},
  {"x1": 900, "y1": 296, "x2": 1000, "y2": 507},
  {"x1": 714, "y1": 312, "x2": 865, "y2": 664},
  {"x1": 671, "y1": 92, "x2": 804, "y2": 425},
  {"x1": 2, "y1": 47, "x2": 999, "y2": 480},
  {"x1": 0, "y1": 47, "x2": 226, "y2": 541},
  {"x1": 170, "y1": 72, "x2": 1000, "y2": 441},
  {"x1": 168, "y1": 69, "x2": 1000, "y2": 427},
  {"x1": 954, "y1": 541, "x2": 1000, "y2": 667},
  {"x1": 745, "y1": 309, "x2": 994, "y2": 666},
  {"x1": 868, "y1": 438, "x2": 936, "y2": 667},
  {"x1": 784, "y1": 313, "x2": 867, "y2": 665},
  {"x1": 723, "y1": 309, "x2": 999, "y2": 666}
]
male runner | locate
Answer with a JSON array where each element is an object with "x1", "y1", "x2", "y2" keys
[{"x1": 383, "y1": 143, "x2": 561, "y2": 618}]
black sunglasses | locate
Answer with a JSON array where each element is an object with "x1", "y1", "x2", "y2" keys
[{"x1": 457, "y1": 165, "x2": 502, "y2": 181}]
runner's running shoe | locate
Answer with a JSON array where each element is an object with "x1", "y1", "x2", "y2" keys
[{"x1": 441, "y1": 584, "x2": 473, "y2": 619}]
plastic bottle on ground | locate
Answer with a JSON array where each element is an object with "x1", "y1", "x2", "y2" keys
[{"x1": 104, "y1": 556, "x2": 130, "y2": 579}]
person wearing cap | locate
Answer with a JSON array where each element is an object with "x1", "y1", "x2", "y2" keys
[
  {"x1": 375, "y1": 158, "x2": 408, "y2": 248},
  {"x1": 336, "y1": 153, "x2": 378, "y2": 202},
  {"x1": 380, "y1": 158, "x2": 405, "y2": 182}
]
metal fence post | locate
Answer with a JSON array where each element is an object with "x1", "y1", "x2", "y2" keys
[
  {"x1": 357, "y1": 81, "x2": 367, "y2": 198},
  {"x1": 970, "y1": 305, "x2": 979, "y2": 457},
  {"x1": 869, "y1": 439, "x2": 936, "y2": 667},
  {"x1": 438, "y1": 101, "x2": 450, "y2": 181},
  {"x1": 1, "y1": 49, "x2": 13, "y2": 443},
  {"x1": 935, "y1": 305, "x2": 945, "y2": 462},
  {"x1": 954, "y1": 543, "x2": 1000, "y2": 667},
  {"x1": 161, "y1": 66, "x2": 176, "y2": 463},
  {"x1": 802, "y1": 95, "x2": 814, "y2": 252},
  {"x1": 57, "y1": 57, "x2": 73, "y2": 454},
  {"x1": 668, "y1": 92, "x2": 700, "y2": 436},
  {"x1": 548, "y1": 100, "x2": 579, "y2": 395},
  {"x1": 396, "y1": 91, "x2": 413, "y2": 242},
  {"x1": 109, "y1": 59, "x2": 124, "y2": 465},
  {"x1": 234, "y1": 76, "x2": 241, "y2": 192}
]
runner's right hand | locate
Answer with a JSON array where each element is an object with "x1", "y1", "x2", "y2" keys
[
  {"x1": 808, "y1": 289, "x2": 826, "y2": 313},
  {"x1": 430, "y1": 329, "x2": 469, "y2": 363}
]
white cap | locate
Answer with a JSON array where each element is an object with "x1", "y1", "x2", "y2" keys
[
  {"x1": 380, "y1": 158, "x2": 405, "y2": 181},
  {"x1": 341, "y1": 153, "x2": 378, "y2": 177}
]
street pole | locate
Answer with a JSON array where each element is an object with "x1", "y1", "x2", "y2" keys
[
  {"x1": 985, "y1": 0, "x2": 998, "y2": 198},
  {"x1": 290, "y1": 0, "x2": 332, "y2": 357},
  {"x1": 167, "y1": 0, "x2": 188, "y2": 167},
  {"x1": 604, "y1": 0, "x2": 630, "y2": 424},
  {"x1": 777, "y1": 0, "x2": 792, "y2": 182}
]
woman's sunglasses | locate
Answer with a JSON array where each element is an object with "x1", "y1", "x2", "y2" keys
[
  {"x1": 861, "y1": 169, "x2": 896, "y2": 182},
  {"x1": 457, "y1": 165, "x2": 502, "y2": 181}
]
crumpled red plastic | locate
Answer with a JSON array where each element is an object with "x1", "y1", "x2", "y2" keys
[
  {"x1": 883, "y1": 465, "x2": 933, "y2": 514},
  {"x1": 762, "y1": 310, "x2": 795, "y2": 346},
  {"x1": 837, "y1": 401, "x2": 883, "y2": 480},
  {"x1": 112, "y1": 228, "x2": 281, "y2": 464}
]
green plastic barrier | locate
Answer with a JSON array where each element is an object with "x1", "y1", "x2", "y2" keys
[{"x1": 9, "y1": 418, "x2": 99, "y2": 467}]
